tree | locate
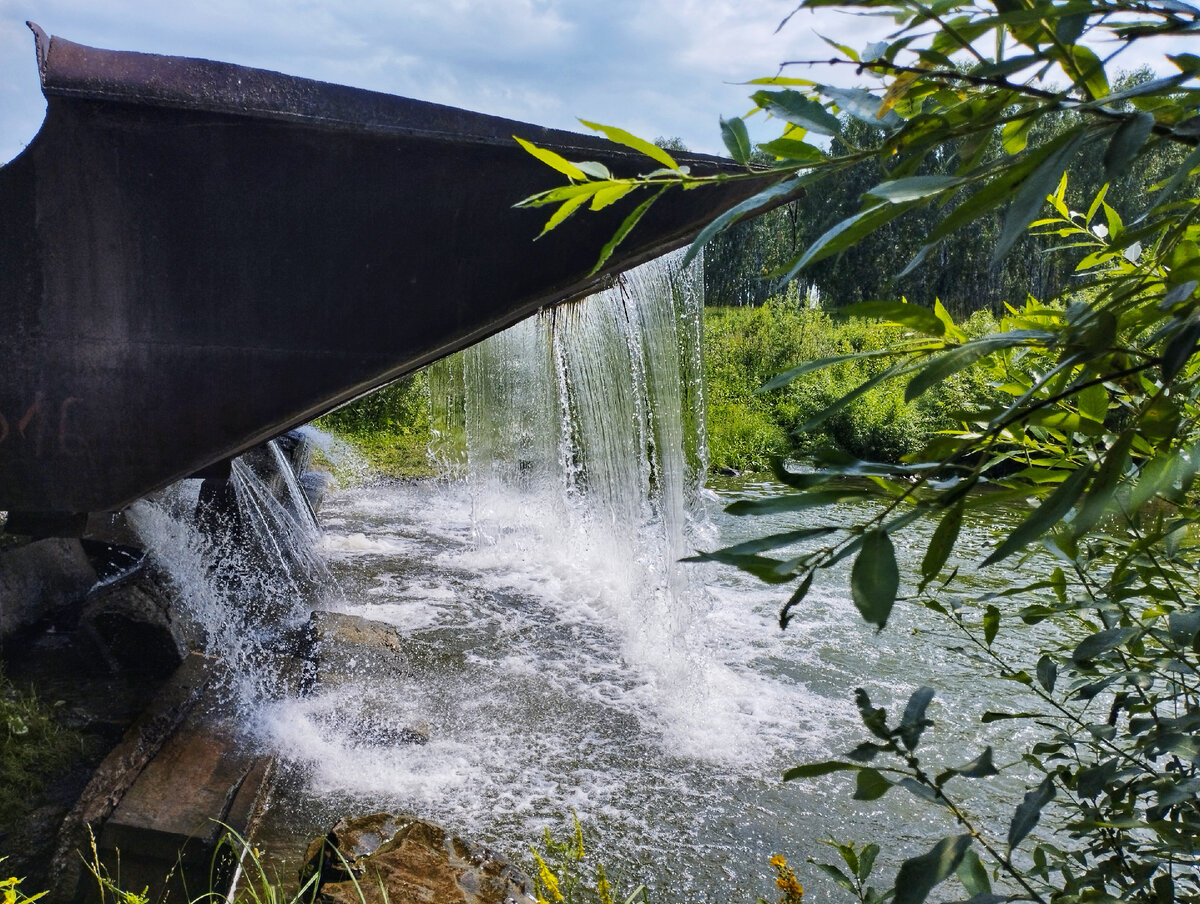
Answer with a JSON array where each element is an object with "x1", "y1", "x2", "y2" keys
[{"x1": 518, "y1": 1, "x2": 1200, "y2": 901}]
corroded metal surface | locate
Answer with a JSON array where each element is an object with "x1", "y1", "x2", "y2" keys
[{"x1": 0, "y1": 26, "x2": 777, "y2": 514}]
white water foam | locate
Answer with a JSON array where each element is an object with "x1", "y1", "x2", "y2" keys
[{"x1": 127, "y1": 440, "x2": 333, "y2": 709}]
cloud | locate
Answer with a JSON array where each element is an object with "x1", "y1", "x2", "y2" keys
[
  {"x1": 0, "y1": 0, "x2": 1192, "y2": 165},
  {"x1": 0, "y1": 0, "x2": 828, "y2": 160}
]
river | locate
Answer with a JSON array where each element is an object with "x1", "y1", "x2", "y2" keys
[
  {"x1": 238, "y1": 472, "x2": 1046, "y2": 903},
  {"x1": 130, "y1": 252, "x2": 1055, "y2": 901}
]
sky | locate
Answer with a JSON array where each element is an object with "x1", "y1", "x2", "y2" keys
[
  {"x1": 0, "y1": 0, "x2": 889, "y2": 164},
  {"x1": 0, "y1": 1, "x2": 1191, "y2": 166}
]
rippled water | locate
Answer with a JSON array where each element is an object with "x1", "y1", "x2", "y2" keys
[{"x1": 245, "y1": 475, "x2": 1049, "y2": 903}]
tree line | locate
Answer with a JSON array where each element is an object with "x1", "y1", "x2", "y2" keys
[{"x1": 700, "y1": 70, "x2": 1196, "y2": 317}]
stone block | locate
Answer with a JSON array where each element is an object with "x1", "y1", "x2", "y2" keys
[
  {"x1": 302, "y1": 813, "x2": 536, "y2": 904},
  {"x1": 0, "y1": 538, "x2": 96, "y2": 640}
]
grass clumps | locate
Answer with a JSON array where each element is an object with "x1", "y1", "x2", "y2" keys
[{"x1": 0, "y1": 665, "x2": 83, "y2": 829}]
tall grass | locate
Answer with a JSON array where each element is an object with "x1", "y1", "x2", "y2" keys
[
  {"x1": 0, "y1": 664, "x2": 84, "y2": 830},
  {"x1": 703, "y1": 293, "x2": 998, "y2": 471}
]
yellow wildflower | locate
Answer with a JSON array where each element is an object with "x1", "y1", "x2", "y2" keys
[
  {"x1": 769, "y1": 854, "x2": 804, "y2": 904},
  {"x1": 596, "y1": 863, "x2": 613, "y2": 904},
  {"x1": 532, "y1": 852, "x2": 564, "y2": 903}
]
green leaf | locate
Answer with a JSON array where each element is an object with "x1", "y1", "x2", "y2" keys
[
  {"x1": 837, "y1": 300, "x2": 946, "y2": 335},
  {"x1": 759, "y1": 348, "x2": 903, "y2": 393},
  {"x1": 981, "y1": 711, "x2": 1041, "y2": 723},
  {"x1": 685, "y1": 552, "x2": 797, "y2": 584},
  {"x1": 1170, "y1": 52, "x2": 1200, "y2": 73},
  {"x1": 1162, "y1": 316, "x2": 1200, "y2": 382},
  {"x1": 981, "y1": 464, "x2": 1092, "y2": 567},
  {"x1": 864, "y1": 175, "x2": 965, "y2": 204},
  {"x1": 1076, "y1": 381, "x2": 1108, "y2": 423},
  {"x1": 756, "y1": 137, "x2": 826, "y2": 163},
  {"x1": 784, "y1": 202, "x2": 914, "y2": 278},
  {"x1": 905, "y1": 331, "x2": 1054, "y2": 402},
  {"x1": 851, "y1": 530, "x2": 899, "y2": 630},
  {"x1": 539, "y1": 192, "x2": 592, "y2": 237},
  {"x1": 898, "y1": 777, "x2": 946, "y2": 806},
  {"x1": 574, "y1": 160, "x2": 612, "y2": 180},
  {"x1": 894, "y1": 835, "x2": 972, "y2": 904},
  {"x1": 1071, "y1": 626, "x2": 1140, "y2": 663},
  {"x1": 1002, "y1": 116, "x2": 1036, "y2": 155},
  {"x1": 589, "y1": 182, "x2": 635, "y2": 211},
  {"x1": 820, "y1": 33, "x2": 860, "y2": 62},
  {"x1": 823, "y1": 85, "x2": 901, "y2": 127},
  {"x1": 1069, "y1": 44, "x2": 1109, "y2": 101},
  {"x1": 578, "y1": 120, "x2": 680, "y2": 171},
  {"x1": 719, "y1": 116, "x2": 752, "y2": 165},
  {"x1": 683, "y1": 177, "x2": 805, "y2": 268},
  {"x1": 751, "y1": 89, "x2": 842, "y2": 136},
  {"x1": 848, "y1": 741, "x2": 886, "y2": 762},
  {"x1": 782, "y1": 760, "x2": 861, "y2": 781},
  {"x1": 900, "y1": 686, "x2": 935, "y2": 750},
  {"x1": 514, "y1": 136, "x2": 591, "y2": 182},
  {"x1": 1071, "y1": 430, "x2": 1133, "y2": 537},
  {"x1": 700, "y1": 528, "x2": 837, "y2": 558},
  {"x1": 1036, "y1": 655, "x2": 1057, "y2": 693},
  {"x1": 983, "y1": 605, "x2": 1000, "y2": 647},
  {"x1": 589, "y1": 186, "x2": 667, "y2": 276},
  {"x1": 855, "y1": 688, "x2": 891, "y2": 740},
  {"x1": 858, "y1": 843, "x2": 879, "y2": 881},
  {"x1": 956, "y1": 848, "x2": 992, "y2": 898},
  {"x1": 779, "y1": 574, "x2": 815, "y2": 630},
  {"x1": 1104, "y1": 113, "x2": 1155, "y2": 182},
  {"x1": 921, "y1": 501, "x2": 964, "y2": 588},
  {"x1": 726, "y1": 488, "x2": 869, "y2": 516},
  {"x1": 993, "y1": 131, "x2": 1087, "y2": 264},
  {"x1": 954, "y1": 747, "x2": 999, "y2": 779},
  {"x1": 1009, "y1": 775, "x2": 1056, "y2": 849},
  {"x1": 933, "y1": 299, "x2": 963, "y2": 341},
  {"x1": 854, "y1": 768, "x2": 893, "y2": 800},
  {"x1": 812, "y1": 863, "x2": 856, "y2": 894},
  {"x1": 804, "y1": 362, "x2": 923, "y2": 432}
]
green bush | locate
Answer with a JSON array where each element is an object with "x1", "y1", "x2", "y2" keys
[
  {"x1": 314, "y1": 372, "x2": 436, "y2": 479},
  {"x1": 703, "y1": 296, "x2": 996, "y2": 470}
]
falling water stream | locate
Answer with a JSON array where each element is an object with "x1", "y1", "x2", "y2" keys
[{"x1": 129, "y1": 254, "x2": 1049, "y2": 902}]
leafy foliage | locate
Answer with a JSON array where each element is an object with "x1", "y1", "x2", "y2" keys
[
  {"x1": 315, "y1": 372, "x2": 435, "y2": 478},
  {"x1": 704, "y1": 295, "x2": 997, "y2": 470},
  {"x1": 518, "y1": 0, "x2": 1200, "y2": 900}
]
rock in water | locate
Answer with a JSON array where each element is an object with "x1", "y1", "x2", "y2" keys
[
  {"x1": 302, "y1": 813, "x2": 536, "y2": 904},
  {"x1": 306, "y1": 610, "x2": 415, "y2": 685}
]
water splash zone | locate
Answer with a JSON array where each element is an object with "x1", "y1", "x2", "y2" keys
[{"x1": 127, "y1": 254, "x2": 1027, "y2": 901}]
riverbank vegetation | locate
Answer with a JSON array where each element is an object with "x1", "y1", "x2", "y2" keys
[
  {"x1": 704, "y1": 293, "x2": 999, "y2": 470},
  {"x1": 315, "y1": 300, "x2": 1000, "y2": 477},
  {"x1": 314, "y1": 372, "x2": 435, "y2": 479},
  {"x1": 0, "y1": 665, "x2": 83, "y2": 832}
]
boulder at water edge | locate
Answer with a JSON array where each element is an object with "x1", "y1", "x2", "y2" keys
[{"x1": 302, "y1": 812, "x2": 537, "y2": 904}]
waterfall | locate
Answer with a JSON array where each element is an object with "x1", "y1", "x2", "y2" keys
[
  {"x1": 127, "y1": 438, "x2": 330, "y2": 709},
  {"x1": 427, "y1": 251, "x2": 717, "y2": 733}
]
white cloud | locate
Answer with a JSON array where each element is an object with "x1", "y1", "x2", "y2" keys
[
  {"x1": 0, "y1": 0, "x2": 831, "y2": 160},
  {"x1": 0, "y1": 0, "x2": 1192, "y2": 164}
]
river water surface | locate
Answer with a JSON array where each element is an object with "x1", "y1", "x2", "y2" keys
[
  {"x1": 245, "y1": 473, "x2": 1046, "y2": 903},
  {"x1": 133, "y1": 255, "x2": 1056, "y2": 901}
]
